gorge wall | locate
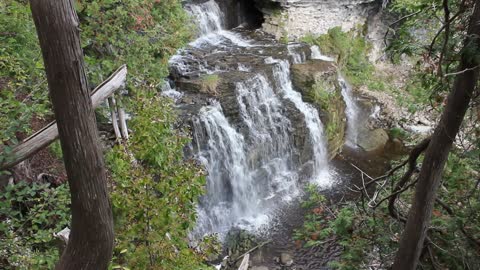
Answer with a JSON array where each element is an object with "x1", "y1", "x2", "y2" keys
[{"x1": 258, "y1": 0, "x2": 379, "y2": 39}]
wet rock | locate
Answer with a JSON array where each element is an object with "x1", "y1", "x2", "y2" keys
[
  {"x1": 358, "y1": 128, "x2": 389, "y2": 153},
  {"x1": 280, "y1": 252, "x2": 293, "y2": 266},
  {"x1": 291, "y1": 59, "x2": 346, "y2": 159},
  {"x1": 291, "y1": 60, "x2": 338, "y2": 88}
]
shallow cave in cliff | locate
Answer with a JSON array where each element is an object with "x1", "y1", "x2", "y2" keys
[
  {"x1": 214, "y1": 0, "x2": 265, "y2": 29},
  {"x1": 238, "y1": 0, "x2": 264, "y2": 29}
]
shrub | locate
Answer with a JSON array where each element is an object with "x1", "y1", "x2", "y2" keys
[{"x1": 0, "y1": 182, "x2": 71, "y2": 269}]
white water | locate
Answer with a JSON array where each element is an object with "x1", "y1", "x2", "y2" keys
[
  {"x1": 186, "y1": 0, "x2": 224, "y2": 36},
  {"x1": 171, "y1": 0, "x2": 336, "y2": 239},
  {"x1": 271, "y1": 59, "x2": 331, "y2": 186},
  {"x1": 310, "y1": 45, "x2": 335, "y2": 62},
  {"x1": 192, "y1": 101, "x2": 271, "y2": 237},
  {"x1": 310, "y1": 45, "x2": 361, "y2": 147},
  {"x1": 339, "y1": 76, "x2": 360, "y2": 146},
  {"x1": 160, "y1": 81, "x2": 183, "y2": 102},
  {"x1": 288, "y1": 43, "x2": 307, "y2": 64}
]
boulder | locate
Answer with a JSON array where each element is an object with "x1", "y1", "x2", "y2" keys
[{"x1": 357, "y1": 128, "x2": 389, "y2": 153}]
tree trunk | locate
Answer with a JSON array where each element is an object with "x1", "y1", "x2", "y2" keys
[
  {"x1": 29, "y1": 0, "x2": 114, "y2": 269},
  {"x1": 391, "y1": 2, "x2": 480, "y2": 269}
]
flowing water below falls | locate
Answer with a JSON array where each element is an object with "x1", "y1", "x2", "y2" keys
[{"x1": 168, "y1": 0, "x2": 360, "y2": 240}]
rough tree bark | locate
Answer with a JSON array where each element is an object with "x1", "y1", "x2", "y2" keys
[
  {"x1": 29, "y1": 0, "x2": 114, "y2": 269},
  {"x1": 391, "y1": 2, "x2": 480, "y2": 269}
]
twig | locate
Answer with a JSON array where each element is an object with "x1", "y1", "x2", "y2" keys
[
  {"x1": 374, "y1": 179, "x2": 418, "y2": 213},
  {"x1": 349, "y1": 162, "x2": 374, "y2": 180},
  {"x1": 384, "y1": 7, "x2": 431, "y2": 46},
  {"x1": 233, "y1": 240, "x2": 272, "y2": 263},
  {"x1": 444, "y1": 65, "x2": 480, "y2": 77}
]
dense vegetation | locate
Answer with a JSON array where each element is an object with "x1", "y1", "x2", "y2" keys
[
  {"x1": 1, "y1": 0, "x2": 478, "y2": 269},
  {"x1": 296, "y1": 0, "x2": 480, "y2": 269},
  {"x1": 0, "y1": 0, "x2": 212, "y2": 269}
]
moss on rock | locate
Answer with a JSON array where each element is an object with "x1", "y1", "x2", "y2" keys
[{"x1": 291, "y1": 59, "x2": 346, "y2": 158}]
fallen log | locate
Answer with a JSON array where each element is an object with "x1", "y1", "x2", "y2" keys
[
  {"x1": 0, "y1": 65, "x2": 127, "y2": 171},
  {"x1": 237, "y1": 253, "x2": 249, "y2": 270}
]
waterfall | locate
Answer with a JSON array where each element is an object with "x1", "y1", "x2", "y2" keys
[
  {"x1": 191, "y1": 73, "x2": 304, "y2": 237},
  {"x1": 309, "y1": 45, "x2": 361, "y2": 147},
  {"x1": 192, "y1": 101, "x2": 263, "y2": 236},
  {"x1": 185, "y1": 0, "x2": 224, "y2": 36},
  {"x1": 271, "y1": 60, "x2": 330, "y2": 186},
  {"x1": 339, "y1": 76, "x2": 360, "y2": 146},
  {"x1": 170, "y1": 0, "x2": 335, "y2": 239},
  {"x1": 185, "y1": 0, "x2": 250, "y2": 48},
  {"x1": 288, "y1": 43, "x2": 307, "y2": 64},
  {"x1": 191, "y1": 60, "x2": 333, "y2": 237},
  {"x1": 310, "y1": 45, "x2": 335, "y2": 62}
]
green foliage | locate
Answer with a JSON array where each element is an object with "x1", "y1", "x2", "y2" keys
[
  {"x1": 386, "y1": 0, "x2": 477, "y2": 105},
  {"x1": 0, "y1": 182, "x2": 71, "y2": 269},
  {"x1": 302, "y1": 27, "x2": 374, "y2": 88},
  {"x1": 297, "y1": 148, "x2": 480, "y2": 269},
  {"x1": 0, "y1": 1, "x2": 50, "y2": 162},
  {"x1": 106, "y1": 94, "x2": 210, "y2": 269},
  {"x1": 2, "y1": 0, "x2": 207, "y2": 268},
  {"x1": 388, "y1": 127, "x2": 408, "y2": 140},
  {"x1": 77, "y1": 0, "x2": 193, "y2": 86},
  {"x1": 48, "y1": 141, "x2": 63, "y2": 160},
  {"x1": 199, "y1": 74, "x2": 220, "y2": 96},
  {"x1": 429, "y1": 153, "x2": 480, "y2": 268},
  {"x1": 304, "y1": 80, "x2": 342, "y2": 143}
]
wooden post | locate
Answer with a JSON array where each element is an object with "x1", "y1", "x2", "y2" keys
[
  {"x1": 117, "y1": 106, "x2": 129, "y2": 140},
  {"x1": 107, "y1": 96, "x2": 122, "y2": 140}
]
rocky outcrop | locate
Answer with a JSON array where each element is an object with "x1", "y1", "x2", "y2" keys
[
  {"x1": 258, "y1": 0, "x2": 378, "y2": 40},
  {"x1": 357, "y1": 128, "x2": 389, "y2": 153},
  {"x1": 291, "y1": 60, "x2": 346, "y2": 158}
]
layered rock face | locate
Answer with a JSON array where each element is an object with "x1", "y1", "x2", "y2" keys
[
  {"x1": 290, "y1": 60, "x2": 346, "y2": 158},
  {"x1": 259, "y1": 0, "x2": 378, "y2": 39}
]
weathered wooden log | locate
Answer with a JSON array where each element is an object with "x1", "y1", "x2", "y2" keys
[
  {"x1": 0, "y1": 65, "x2": 127, "y2": 171},
  {"x1": 117, "y1": 106, "x2": 129, "y2": 140},
  {"x1": 107, "y1": 96, "x2": 121, "y2": 140},
  {"x1": 237, "y1": 253, "x2": 249, "y2": 270}
]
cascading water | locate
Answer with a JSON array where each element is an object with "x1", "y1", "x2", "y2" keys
[
  {"x1": 288, "y1": 43, "x2": 308, "y2": 64},
  {"x1": 192, "y1": 101, "x2": 264, "y2": 236},
  {"x1": 170, "y1": 0, "x2": 335, "y2": 239},
  {"x1": 270, "y1": 59, "x2": 330, "y2": 185},
  {"x1": 310, "y1": 45, "x2": 335, "y2": 62},
  {"x1": 339, "y1": 76, "x2": 361, "y2": 146},
  {"x1": 309, "y1": 45, "x2": 361, "y2": 147},
  {"x1": 186, "y1": 0, "x2": 224, "y2": 36}
]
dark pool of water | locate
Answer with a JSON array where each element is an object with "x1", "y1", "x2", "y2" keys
[{"x1": 238, "y1": 143, "x2": 406, "y2": 270}]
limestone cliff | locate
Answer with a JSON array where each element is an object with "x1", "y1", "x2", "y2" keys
[{"x1": 258, "y1": 0, "x2": 378, "y2": 40}]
